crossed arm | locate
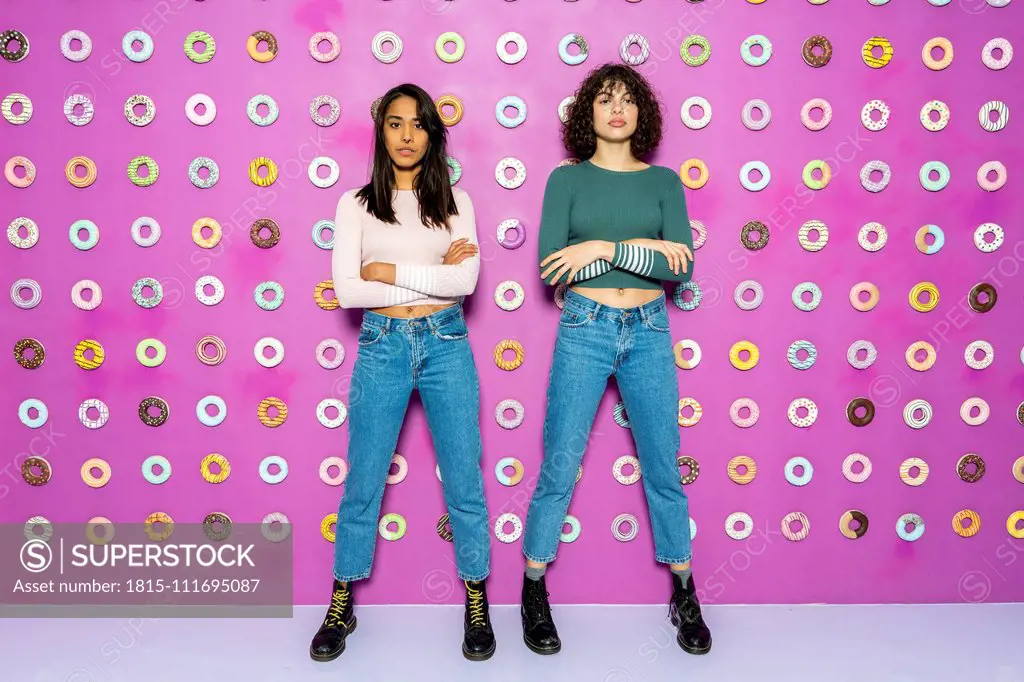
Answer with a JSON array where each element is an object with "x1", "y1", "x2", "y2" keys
[
  {"x1": 330, "y1": 191, "x2": 481, "y2": 309},
  {"x1": 537, "y1": 169, "x2": 696, "y2": 286}
]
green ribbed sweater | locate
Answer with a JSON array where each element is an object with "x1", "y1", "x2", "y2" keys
[{"x1": 537, "y1": 160, "x2": 696, "y2": 290}]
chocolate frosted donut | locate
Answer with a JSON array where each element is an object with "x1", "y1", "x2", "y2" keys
[
  {"x1": 802, "y1": 35, "x2": 833, "y2": 67},
  {"x1": 22, "y1": 456, "x2": 51, "y2": 485},
  {"x1": 139, "y1": 396, "x2": 169, "y2": 426},
  {"x1": 968, "y1": 282, "x2": 996, "y2": 312},
  {"x1": 740, "y1": 221, "x2": 769, "y2": 250},
  {"x1": 203, "y1": 512, "x2": 233, "y2": 541},
  {"x1": 957, "y1": 454, "x2": 986, "y2": 483},
  {"x1": 846, "y1": 397, "x2": 875, "y2": 426},
  {"x1": 14, "y1": 338, "x2": 44, "y2": 369},
  {"x1": 436, "y1": 513, "x2": 454, "y2": 542},
  {"x1": 677, "y1": 456, "x2": 700, "y2": 485},
  {"x1": 250, "y1": 218, "x2": 281, "y2": 248}
]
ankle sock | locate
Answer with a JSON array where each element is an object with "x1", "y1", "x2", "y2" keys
[
  {"x1": 525, "y1": 565, "x2": 546, "y2": 582},
  {"x1": 671, "y1": 566, "x2": 691, "y2": 585}
]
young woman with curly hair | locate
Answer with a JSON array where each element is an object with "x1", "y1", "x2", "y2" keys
[
  {"x1": 520, "y1": 63, "x2": 711, "y2": 656},
  {"x1": 310, "y1": 83, "x2": 495, "y2": 663}
]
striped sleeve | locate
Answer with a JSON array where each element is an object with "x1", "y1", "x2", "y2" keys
[
  {"x1": 610, "y1": 242, "x2": 657, "y2": 277},
  {"x1": 393, "y1": 190, "x2": 481, "y2": 297},
  {"x1": 331, "y1": 192, "x2": 426, "y2": 308}
]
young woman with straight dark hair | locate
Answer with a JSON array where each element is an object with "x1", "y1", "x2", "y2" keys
[
  {"x1": 310, "y1": 83, "x2": 495, "y2": 662},
  {"x1": 520, "y1": 63, "x2": 712, "y2": 656}
]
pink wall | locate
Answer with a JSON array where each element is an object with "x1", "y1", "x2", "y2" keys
[{"x1": 2, "y1": 0, "x2": 1023, "y2": 606}]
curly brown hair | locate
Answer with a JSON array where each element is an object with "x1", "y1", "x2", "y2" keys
[{"x1": 562, "y1": 63, "x2": 663, "y2": 160}]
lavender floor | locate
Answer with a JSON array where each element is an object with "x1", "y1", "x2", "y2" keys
[{"x1": 2, "y1": 603, "x2": 1020, "y2": 682}]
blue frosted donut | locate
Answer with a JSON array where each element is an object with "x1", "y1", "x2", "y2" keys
[{"x1": 496, "y1": 95, "x2": 527, "y2": 128}]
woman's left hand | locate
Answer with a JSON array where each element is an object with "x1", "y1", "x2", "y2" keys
[{"x1": 540, "y1": 240, "x2": 612, "y2": 284}]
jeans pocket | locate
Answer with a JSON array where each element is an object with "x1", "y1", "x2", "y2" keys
[
  {"x1": 432, "y1": 316, "x2": 468, "y2": 341},
  {"x1": 357, "y1": 323, "x2": 385, "y2": 347},
  {"x1": 643, "y1": 306, "x2": 671, "y2": 333},
  {"x1": 558, "y1": 307, "x2": 594, "y2": 329}
]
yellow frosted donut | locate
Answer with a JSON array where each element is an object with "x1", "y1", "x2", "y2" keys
[
  {"x1": 679, "y1": 158, "x2": 709, "y2": 190},
  {"x1": 908, "y1": 282, "x2": 939, "y2": 312},
  {"x1": 200, "y1": 453, "x2": 231, "y2": 483},
  {"x1": 73, "y1": 338, "x2": 105, "y2": 370},
  {"x1": 862, "y1": 36, "x2": 894, "y2": 69},
  {"x1": 729, "y1": 340, "x2": 759, "y2": 370},
  {"x1": 1007, "y1": 511, "x2": 1024, "y2": 539},
  {"x1": 321, "y1": 513, "x2": 337, "y2": 543},
  {"x1": 249, "y1": 156, "x2": 278, "y2": 186}
]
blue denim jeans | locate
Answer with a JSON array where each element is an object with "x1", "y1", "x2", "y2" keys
[
  {"x1": 523, "y1": 288, "x2": 692, "y2": 565},
  {"x1": 333, "y1": 303, "x2": 490, "y2": 583}
]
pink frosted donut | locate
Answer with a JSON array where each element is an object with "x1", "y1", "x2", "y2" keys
[
  {"x1": 842, "y1": 453, "x2": 872, "y2": 483},
  {"x1": 977, "y1": 161, "x2": 1006, "y2": 191},
  {"x1": 71, "y1": 279, "x2": 103, "y2": 310},
  {"x1": 729, "y1": 397, "x2": 760, "y2": 428},
  {"x1": 800, "y1": 98, "x2": 832, "y2": 131},
  {"x1": 5, "y1": 156, "x2": 36, "y2": 188},
  {"x1": 982, "y1": 38, "x2": 1012, "y2": 71},
  {"x1": 315, "y1": 338, "x2": 345, "y2": 369},
  {"x1": 309, "y1": 31, "x2": 341, "y2": 63},
  {"x1": 691, "y1": 219, "x2": 707, "y2": 249}
]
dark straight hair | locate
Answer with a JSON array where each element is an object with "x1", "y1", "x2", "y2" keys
[{"x1": 356, "y1": 83, "x2": 458, "y2": 231}]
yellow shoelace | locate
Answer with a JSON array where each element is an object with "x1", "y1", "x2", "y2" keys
[
  {"x1": 466, "y1": 584, "x2": 486, "y2": 627},
  {"x1": 324, "y1": 587, "x2": 350, "y2": 628}
]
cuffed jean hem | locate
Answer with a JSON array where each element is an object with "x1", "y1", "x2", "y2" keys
[
  {"x1": 655, "y1": 554, "x2": 692, "y2": 565},
  {"x1": 333, "y1": 568, "x2": 371, "y2": 583},
  {"x1": 458, "y1": 570, "x2": 490, "y2": 582},
  {"x1": 523, "y1": 549, "x2": 557, "y2": 565}
]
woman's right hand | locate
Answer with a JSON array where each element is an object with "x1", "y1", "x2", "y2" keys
[
  {"x1": 622, "y1": 238, "x2": 692, "y2": 276},
  {"x1": 443, "y1": 238, "x2": 478, "y2": 265}
]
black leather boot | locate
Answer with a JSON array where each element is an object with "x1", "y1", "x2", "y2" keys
[
  {"x1": 462, "y1": 579, "x2": 496, "y2": 661},
  {"x1": 521, "y1": 574, "x2": 561, "y2": 654},
  {"x1": 309, "y1": 579, "x2": 357, "y2": 661},
  {"x1": 669, "y1": 573, "x2": 712, "y2": 655}
]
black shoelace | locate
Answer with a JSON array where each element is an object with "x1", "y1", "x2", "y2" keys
[{"x1": 526, "y1": 586, "x2": 553, "y2": 624}]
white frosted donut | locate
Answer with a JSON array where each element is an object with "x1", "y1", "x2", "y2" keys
[
  {"x1": 61, "y1": 30, "x2": 93, "y2": 62},
  {"x1": 861, "y1": 99, "x2": 891, "y2": 131},
  {"x1": 131, "y1": 216, "x2": 161, "y2": 247},
  {"x1": 681, "y1": 96, "x2": 712, "y2": 130},
  {"x1": 372, "y1": 31, "x2": 403, "y2": 64},
  {"x1": 496, "y1": 32, "x2": 527, "y2": 64},
  {"x1": 495, "y1": 157, "x2": 526, "y2": 189},
  {"x1": 741, "y1": 98, "x2": 771, "y2": 131},
  {"x1": 185, "y1": 93, "x2": 217, "y2": 126}
]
